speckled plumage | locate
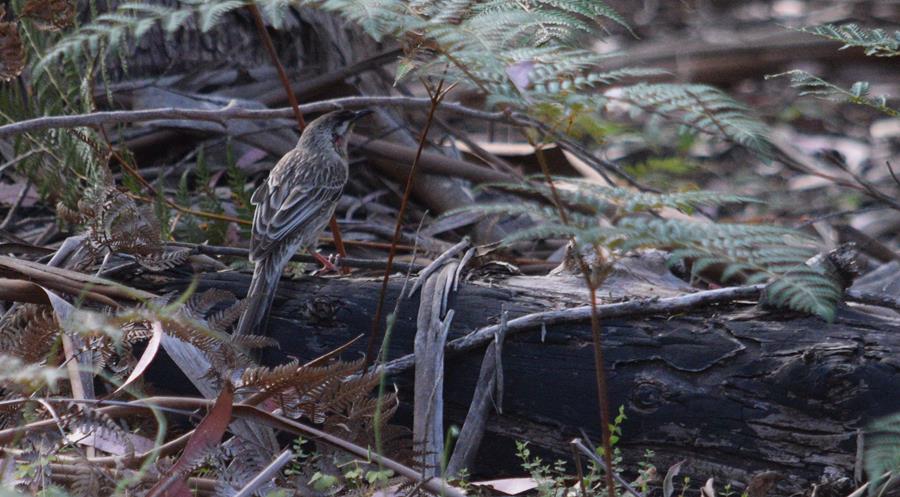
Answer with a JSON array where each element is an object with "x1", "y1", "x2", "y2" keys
[{"x1": 235, "y1": 110, "x2": 370, "y2": 336}]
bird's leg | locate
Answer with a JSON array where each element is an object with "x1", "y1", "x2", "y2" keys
[{"x1": 309, "y1": 249, "x2": 340, "y2": 273}]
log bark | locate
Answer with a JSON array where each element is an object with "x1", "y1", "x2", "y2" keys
[{"x1": 148, "y1": 267, "x2": 900, "y2": 497}]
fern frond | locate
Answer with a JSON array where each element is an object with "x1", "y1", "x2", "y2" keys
[
  {"x1": 866, "y1": 412, "x2": 900, "y2": 496},
  {"x1": 481, "y1": 178, "x2": 754, "y2": 215},
  {"x1": 799, "y1": 23, "x2": 900, "y2": 57},
  {"x1": 36, "y1": 1, "x2": 246, "y2": 75},
  {"x1": 616, "y1": 217, "x2": 839, "y2": 320},
  {"x1": 767, "y1": 70, "x2": 898, "y2": 117},
  {"x1": 450, "y1": 177, "x2": 840, "y2": 320},
  {"x1": 605, "y1": 83, "x2": 775, "y2": 158},
  {"x1": 197, "y1": 1, "x2": 245, "y2": 32}
]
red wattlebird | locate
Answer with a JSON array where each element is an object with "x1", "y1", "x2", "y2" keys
[{"x1": 235, "y1": 109, "x2": 371, "y2": 336}]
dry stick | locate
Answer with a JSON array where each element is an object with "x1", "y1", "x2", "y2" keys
[
  {"x1": 232, "y1": 449, "x2": 294, "y2": 497},
  {"x1": 246, "y1": 2, "x2": 349, "y2": 271},
  {"x1": 168, "y1": 238, "x2": 417, "y2": 256},
  {"x1": 0, "y1": 180, "x2": 30, "y2": 229},
  {"x1": 167, "y1": 241, "x2": 425, "y2": 272},
  {"x1": 531, "y1": 138, "x2": 617, "y2": 497},
  {"x1": 377, "y1": 282, "x2": 895, "y2": 376},
  {"x1": 245, "y1": 4, "x2": 306, "y2": 131},
  {"x1": 570, "y1": 442, "x2": 589, "y2": 497},
  {"x1": 571, "y1": 439, "x2": 647, "y2": 497},
  {"x1": 0, "y1": 97, "x2": 510, "y2": 139},
  {"x1": 363, "y1": 80, "x2": 448, "y2": 369}
]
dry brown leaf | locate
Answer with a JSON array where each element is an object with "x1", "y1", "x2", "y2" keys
[
  {"x1": 0, "y1": 10, "x2": 25, "y2": 82},
  {"x1": 21, "y1": 0, "x2": 76, "y2": 31}
]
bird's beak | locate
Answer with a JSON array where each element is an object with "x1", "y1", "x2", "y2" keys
[{"x1": 351, "y1": 109, "x2": 373, "y2": 122}]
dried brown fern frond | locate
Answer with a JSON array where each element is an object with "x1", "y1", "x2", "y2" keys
[
  {"x1": 229, "y1": 333, "x2": 276, "y2": 351},
  {"x1": 0, "y1": 304, "x2": 60, "y2": 363},
  {"x1": 323, "y1": 375, "x2": 399, "y2": 447},
  {"x1": 240, "y1": 357, "x2": 398, "y2": 447},
  {"x1": 0, "y1": 9, "x2": 25, "y2": 82},
  {"x1": 63, "y1": 462, "x2": 109, "y2": 497},
  {"x1": 70, "y1": 181, "x2": 190, "y2": 271},
  {"x1": 137, "y1": 249, "x2": 192, "y2": 271},
  {"x1": 79, "y1": 183, "x2": 162, "y2": 257},
  {"x1": 21, "y1": 0, "x2": 76, "y2": 32},
  {"x1": 241, "y1": 358, "x2": 366, "y2": 417},
  {"x1": 112, "y1": 289, "x2": 254, "y2": 377}
]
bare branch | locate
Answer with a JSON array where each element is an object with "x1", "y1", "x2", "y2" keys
[{"x1": 0, "y1": 96, "x2": 508, "y2": 139}]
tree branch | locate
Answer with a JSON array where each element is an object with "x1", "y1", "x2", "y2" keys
[{"x1": 0, "y1": 96, "x2": 509, "y2": 139}]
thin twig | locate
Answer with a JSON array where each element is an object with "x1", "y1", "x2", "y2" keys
[
  {"x1": 232, "y1": 449, "x2": 294, "y2": 497},
  {"x1": 246, "y1": 4, "x2": 306, "y2": 132},
  {"x1": 0, "y1": 180, "x2": 31, "y2": 229},
  {"x1": 571, "y1": 442, "x2": 589, "y2": 497},
  {"x1": 572, "y1": 439, "x2": 647, "y2": 497},
  {"x1": 364, "y1": 80, "x2": 449, "y2": 369},
  {"x1": 530, "y1": 136, "x2": 617, "y2": 497},
  {"x1": 166, "y1": 241, "x2": 425, "y2": 272}
]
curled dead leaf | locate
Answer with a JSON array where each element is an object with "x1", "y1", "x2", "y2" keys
[
  {"x1": 21, "y1": 0, "x2": 76, "y2": 31},
  {"x1": 701, "y1": 478, "x2": 716, "y2": 497},
  {"x1": 663, "y1": 460, "x2": 686, "y2": 497}
]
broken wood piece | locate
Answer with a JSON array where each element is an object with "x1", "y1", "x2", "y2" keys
[
  {"x1": 414, "y1": 261, "x2": 460, "y2": 477},
  {"x1": 446, "y1": 305, "x2": 508, "y2": 477}
]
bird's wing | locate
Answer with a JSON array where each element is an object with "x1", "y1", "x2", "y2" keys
[{"x1": 249, "y1": 157, "x2": 344, "y2": 262}]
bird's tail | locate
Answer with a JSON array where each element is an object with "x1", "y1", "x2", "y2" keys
[{"x1": 235, "y1": 259, "x2": 281, "y2": 336}]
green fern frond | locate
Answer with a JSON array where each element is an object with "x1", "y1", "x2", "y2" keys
[
  {"x1": 448, "y1": 179, "x2": 840, "y2": 321},
  {"x1": 481, "y1": 178, "x2": 754, "y2": 215},
  {"x1": 36, "y1": 1, "x2": 248, "y2": 75},
  {"x1": 198, "y1": 1, "x2": 245, "y2": 32},
  {"x1": 799, "y1": 23, "x2": 900, "y2": 57},
  {"x1": 605, "y1": 83, "x2": 775, "y2": 158},
  {"x1": 317, "y1": 0, "x2": 416, "y2": 41},
  {"x1": 500, "y1": 224, "x2": 585, "y2": 245},
  {"x1": 615, "y1": 217, "x2": 838, "y2": 320},
  {"x1": 866, "y1": 412, "x2": 900, "y2": 496},
  {"x1": 764, "y1": 266, "x2": 841, "y2": 321},
  {"x1": 766, "y1": 70, "x2": 898, "y2": 117},
  {"x1": 445, "y1": 201, "x2": 563, "y2": 222},
  {"x1": 534, "y1": 0, "x2": 631, "y2": 33}
]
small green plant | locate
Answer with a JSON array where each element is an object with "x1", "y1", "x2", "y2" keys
[
  {"x1": 516, "y1": 441, "x2": 571, "y2": 497},
  {"x1": 284, "y1": 436, "x2": 313, "y2": 477},
  {"x1": 515, "y1": 408, "x2": 658, "y2": 497}
]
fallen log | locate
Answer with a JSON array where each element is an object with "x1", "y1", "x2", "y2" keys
[{"x1": 150, "y1": 265, "x2": 900, "y2": 496}]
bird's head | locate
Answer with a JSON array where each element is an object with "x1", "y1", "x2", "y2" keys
[{"x1": 301, "y1": 109, "x2": 372, "y2": 158}]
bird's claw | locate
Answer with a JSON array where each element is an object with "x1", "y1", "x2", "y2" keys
[{"x1": 311, "y1": 251, "x2": 340, "y2": 275}]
